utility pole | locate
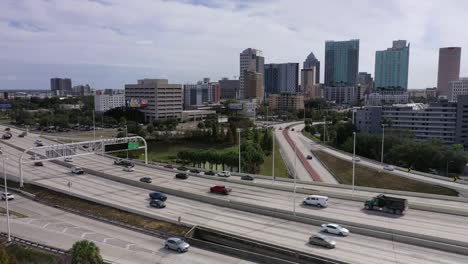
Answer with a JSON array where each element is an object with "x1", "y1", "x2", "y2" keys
[
  {"x1": 352, "y1": 132, "x2": 356, "y2": 195},
  {"x1": 2, "y1": 156, "x2": 11, "y2": 242},
  {"x1": 238, "y1": 128, "x2": 241, "y2": 173},
  {"x1": 272, "y1": 128, "x2": 275, "y2": 183},
  {"x1": 381, "y1": 124, "x2": 386, "y2": 165}
]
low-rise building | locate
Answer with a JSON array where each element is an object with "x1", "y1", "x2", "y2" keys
[
  {"x1": 94, "y1": 90, "x2": 126, "y2": 112},
  {"x1": 448, "y1": 78, "x2": 468, "y2": 102},
  {"x1": 269, "y1": 93, "x2": 304, "y2": 112},
  {"x1": 324, "y1": 86, "x2": 358, "y2": 105},
  {"x1": 181, "y1": 109, "x2": 216, "y2": 122},
  {"x1": 365, "y1": 91, "x2": 409, "y2": 106},
  {"x1": 183, "y1": 79, "x2": 220, "y2": 110}
]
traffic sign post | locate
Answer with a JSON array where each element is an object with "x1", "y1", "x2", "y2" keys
[{"x1": 128, "y1": 142, "x2": 139, "y2": 150}]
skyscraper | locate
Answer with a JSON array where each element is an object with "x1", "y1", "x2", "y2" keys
[
  {"x1": 264, "y1": 63, "x2": 299, "y2": 95},
  {"x1": 324, "y1": 39, "x2": 359, "y2": 86},
  {"x1": 357, "y1": 72, "x2": 373, "y2": 97},
  {"x1": 303, "y1": 52, "x2": 320, "y2": 83},
  {"x1": 239, "y1": 48, "x2": 264, "y2": 100},
  {"x1": 437, "y1": 47, "x2": 461, "y2": 97},
  {"x1": 50, "y1": 78, "x2": 72, "y2": 95},
  {"x1": 374, "y1": 40, "x2": 410, "y2": 91}
]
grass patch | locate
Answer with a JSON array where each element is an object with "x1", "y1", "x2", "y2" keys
[
  {"x1": 0, "y1": 207, "x2": 28, "y2": 218},
  {"x1": 302, "y1": 131, "x2": 321, "y2": 142},
  {"x1": 259, "y1": 140, "x2": 289, "y2": 178},
  {"x1": 19, "y1": 183, "x2": 189, "y2": 236},
  {"x1": 313, "y1": 150, "x2": 459, "y2": 196},
  {"x1": 4, "y1": 243, "x2": 65, "y2": 264}
]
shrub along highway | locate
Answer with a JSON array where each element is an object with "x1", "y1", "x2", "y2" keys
[{"x1": 1, "y1": 125, "x2": 468, "y2": 264}]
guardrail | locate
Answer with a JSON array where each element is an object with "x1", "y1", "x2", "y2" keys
[{"x1": 0, "y1": 232, "x2": 68, "y2": 255}]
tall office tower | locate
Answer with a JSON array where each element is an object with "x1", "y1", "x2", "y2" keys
[
  {"x1": 303, "y1": 52, "x2": 320, "y2": 83},
  {"x1": 437, "y1": 47, "x2": 461, "y2": 97},
  {"x1": 50, "y1": 78, "x2": 72, "y2": 95},
  {"x1": 324, "y1": 39, "x2": 359, "y2": 86},
  {"x1": 219, "y1": 78, "x2": 240, "y2": 99},
  {"x1": 239, "y1": 48, "x2": 264, "y2": 100},
  {"x1": 357, "y1": 72, "x2": 374, "y2": 96},
  {"x1": 374, "y1": 40, "x2": 410, "y2": 91},
  {"x1": 264, "y1": 63, "x2": 299, "y2": 95}
]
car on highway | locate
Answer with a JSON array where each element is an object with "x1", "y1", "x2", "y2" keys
[
  {"x1": 291, "y1": 128, "x2": 295, "y2": 131},
  {"x1": 189, "y1": 169, "x2": 201, "y2": 174},
  {"x1": 64, "y1": 157, "x2": 73, "y2": 162},
  {"x1": 71, "y1": 167, "x2": 84, "y2": 175},
  {"x1": 149, "y1": 192, "x2": 167, "y2": 201},
  {"x1": 241, "y1": 175, "x2": 255, "y2": 181},
  {"x1": 177, "y1": 166, "x2": 189, "y2": 172},
  {"x1": 383, "y1": 165, "x2": 395, "y2": 171},
  {"x1": 18, "y1": 131, "x2": 27, "y2": 137},
  {"x1": 279, "y1": 127, "x2": 283, "y2": 130},
  {"x1": 114, "y1": 159, "x2": 134, "y2": 167},
  {"x1": 34, "y1": 161, "x2": 44, "y2": 166},
  {"x1": 140, "y1": 177, "x2": 152, "y2": 183},
  {"x1": 352, "y1": 157, "x2": 361, "y2": 162},
  {"x1": 306, "y1": 155, "x2": 313, "y2": 160},
  {"x1": 210, "y1": 185, "x2": 231, "y2": 195},
  {"x1": 0, "y1": 192, "x2": 14, "y2": 200},
  {"x1": 4, "y1": 128, "x2": 10, "y2": 131},
  {"x1": 308, "y1": 234, "x2": 336, "y2": 249},
  {"x1": 321, "y1": 223, "x2": 350, "y2": 236},
  {"x1": 150, "y1": 199, "x2": 166, "y2": 208},
  {"x1": 217, "y1": 171, "x2": 231, "y2": 177},
  {"x1": 123, "y1": 166, "x2": 135, "y2": 172},
  {"x1": 303, "y1": 195, "x2": 328, "y2": 207},
  {"x1": 175, "y1": 173, "x2": 188, "y2": 179},
  {"x1": 165, "y1": 237, "x2": 190, "y2": 253},
  {"x1": 164, "y1": 164, "x2": 175, "y2": 169},
  {"x1": 34, "y1": 139, "x2": 42, "y2": 144},
  {"x1": 35, "y1": 142, "x2": 44, "y2": 147},
  {"x1": 2, "y1": 133, "x2": 12, "y2": 140},
  {"x1": 205, "y1": 170, "x2": 216, "y2": 176},
  {"x1": 30, "y1": 154, "x2": 39, "y2": 160}
]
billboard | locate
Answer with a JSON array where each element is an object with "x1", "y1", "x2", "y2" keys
[
  {"x1": 228, "y1": 103, "x2": 243, "y2": 110},
  {"x1": 127, "y1": 98, "x2": 149, "y2": 108}
]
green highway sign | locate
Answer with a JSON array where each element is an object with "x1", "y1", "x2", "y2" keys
[{"x1": 128, "y1": 142, "x2": 140, "y2": 150}]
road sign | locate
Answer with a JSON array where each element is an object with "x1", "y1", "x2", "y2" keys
[
  {"x1": 0, "y1": 104, "x2": 11, "y2": 109},
  {"x1": 128, "y1": 142, "x2": 139, "y2": 150}
]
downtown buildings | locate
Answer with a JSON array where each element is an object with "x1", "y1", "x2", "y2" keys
[
  {"x1": 374, "y1": 40, "x2": 410, "y2": 91},
  {"x1": 437, "y1": 47, "x2": 461, "y2": 97},
  {"x1": 239, "y1": 48, "x2": 264, "y2": 101},
  {"x1": 94, "y1": 89, "x2": 125, "y2": 112},
  {"x1": 183, "y1": 78, "x2": 220, "y2": 109},
  {"x1": 301, "y1": 52, "x2": 321, "y2": 99},
  {"x1": 50, "y1": 78, "x2": 72, "y2": 96},
  {"x1": 264, "y1": 63, "x2": 299, "y2": 95}
]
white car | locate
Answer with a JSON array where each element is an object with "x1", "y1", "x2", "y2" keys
[
  {"x1": 123, "y1": 166, "x2": 135, "y2": 172},
  {"x1": 0, "y1": 192, "x2": 14, "y2": 201},
  {"x1": 303, "y1": 195, "x2": 328, "y2": 207},
  {"x1": 383, "y1": 165, "x2": 395, "y2": 171},
  {"x1": 71, "y1": 167, "x2": 84, "y2": 175},
  {"x1": 321, "y1": 223, "x2": 350, "y2": 236},
  {"x1": 217, "y1": 171, "x2": 231, "y2": 177},
  {"x1": 64, "y1": 157, "x2": 73, "y2": 162},
  {"x1": 352, "y1": 157, "x2": 360, "y2": 162}
]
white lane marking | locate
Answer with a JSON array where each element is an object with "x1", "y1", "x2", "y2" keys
[
  {"x1": 62, "y1": 226, "x2": 80, "y2": 233},
  {"x1": 103, "y1": 237, "x2": 116, "y2": 243},
  {"x1": 126, "y1": 243, "x2": 136, "y2": 250},
  {"x1": 42, "y1": 222, "x2": 52, "y2": 228},
  {"x1": 81, "y1": 232, "x2": 95, "y2": 238}
]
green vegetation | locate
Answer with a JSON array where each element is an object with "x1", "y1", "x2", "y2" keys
[
  {"x1": 1, "y1": 243, "x2": 65, "y2": 264},
  {"x1": 71, "y1": 240, "x2": 103, "y2": 264},
  {"x1": 259, "y1": 138, "x2": 289, "y2": 178},
  {"x1": 313, "y1": 150, "x2": 459, "y2": 196}
]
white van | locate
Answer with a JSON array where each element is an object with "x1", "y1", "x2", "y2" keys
[{"x1": 303, "y1": 195, "x2": 328, "y2": 207}]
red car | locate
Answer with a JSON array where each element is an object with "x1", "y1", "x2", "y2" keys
[{"x1": 210, "y1": 185, "x2": 232, "y2": 195}]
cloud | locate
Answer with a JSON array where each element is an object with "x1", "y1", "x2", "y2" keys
[{"x1": 0, "y1": 0, "x2": 467, "y2": 90}]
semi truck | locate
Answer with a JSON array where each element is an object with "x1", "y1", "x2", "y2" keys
[{"x1": 364, "y1": 194, "x2": 408, "y2": 215}]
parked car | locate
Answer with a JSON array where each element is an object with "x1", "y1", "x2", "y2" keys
[
  {"x1": 189, "y1": 169, "x2": 201, "y2": 174},
  {"x1": 114, "y1": 159, "x2": 134, "y2": 167},
  {"x1": 64, "y1": 157, "x2": 73, "y2": 162},
  {"x1": 71, "y1": 167, "x2": 84, "y2": 175},
  {"x1": 123, "y1": 166, "x2": 135, "y2": 172},
  {"x1": 0, "y1": 192, "x2": 14, "y2": 200},
  {"x1": 352, "y1": 157, "x2": 361, "y2": 162},
  {"x1": 177, "y1": 166, "x2": 189, "y2": 172},
  {"x1": 149, "y1": 192, "x2": 167, "y2": 201},
  {"x1": 306, "y1": 155, "x2": 313, "y2": 160},
  {"x1": 383, "y1": 165, "x2": 395, "y2": 171},
  {"x1": 164, "y1": 164, "x2": 175, "y2": 169},
  {"x1": 140, "y1": 177, "x2": 152, "y2": 183},
  {"x1": 308, "y1": 234, "x2": 336, "y2": 249},
  {"x1": 303, "y1": 195, "x2": 328, "y2": 207},
  {"x1": 34, "y1": 161, "x2": 44, "y2": 166},
  {"x1": 217, "y1": 171, "x2": 231, "y2": 177},
  {"x1": 175, "y1": 173, "x2": 188, "y2": 179},
  {"x1": 150, "y1": 199, "x2": 166, "y2": 208},
  {"x1": 205, "y1": 170, "x2": 216, "y2": 176},
  {"x1": 321, "y1": 224, "x2": 350, "y2": 236},
  {"x1": 210, "y1": 185, "x2": 232, "y2": 195},
  {"x1": 241, "y1": 175, "x2": 255, "y2": 181},
  {"x1": 165, "y1": 237, "x2": 190, "y2": 253}
]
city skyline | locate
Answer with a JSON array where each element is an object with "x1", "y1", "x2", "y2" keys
[{"x1": 2, "y1": 0, "x2": 468, "y2": 90}]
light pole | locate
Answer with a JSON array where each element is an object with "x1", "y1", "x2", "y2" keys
[
  {"x1": 272, "y1": 128, "x2": 275, "y2": 184},
  {"x1": 1, "y1": 156, "x2": 11, "y2": 242},
  {"x1": 92, "y1": 110, "x2": 96, "y2": 141},
  {"x1": 352, "y1": 132, "x2": 356, "y2": 195},
  {"x1": 237, "y1": 128, "x2": 241, "y2": 173},
  {"x1": 293, "y1": 142, "x2": 297, "y2": 216},
  {"x1": 381, "y1": 124, "x2": 387, "y2": 165},
  {"x1": 323, "y1": 117, "x2": 326, "y2": 143},
  {"x1": 125, "y1": 125, "x2": 128, "y2": 159}
]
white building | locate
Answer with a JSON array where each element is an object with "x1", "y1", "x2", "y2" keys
[
  {"x1": 365, "y1": 92, "x2": 409, "y2": 106},
  {"x1": 94, "y1": 90, "x2": 126, "y2": 112},
  {"x1": 448, "y1": 78, "x2": 468, "y2": 102}
]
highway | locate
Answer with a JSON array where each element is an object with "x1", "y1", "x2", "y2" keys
[
  {"x1": 1, "y1": 126, "x2": 468, "y2": 263},
  {"x1": 1, "y1": 196, "x2": 254, "y2": 264}
]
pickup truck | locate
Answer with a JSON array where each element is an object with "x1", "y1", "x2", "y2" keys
[{"x1": 364, "y1": 194, "x2": 408, "y2": 215}]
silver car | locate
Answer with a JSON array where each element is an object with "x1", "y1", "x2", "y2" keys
[
  {"x1": 165, "y1": 237, "x2": 190, "y2": 252},
  {"x1": 309, "y1": 234, "x2": 336, "y2": 249}
]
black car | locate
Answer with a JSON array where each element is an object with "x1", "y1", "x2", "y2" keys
[
  {"x1": 35, "y1": 142, "x2": 44, "y2": 147},
  {"x1": 307, "y1": 155, "x2": 313, "y2": 160},
  {"x1": 205, "y1": 170, "x2": 216, "y2": 176},
  {"x1": 241, "y1": 175, "x2": 255, "y2": 181},
  {"x1": 149, "y1": 192, "x2": 167, "y2": 201},
  {"x1": 189, "y1": 169, "x2": 200, "y2": 174},
  {"x1": 177, "y1": 166, "x2": 189, "y2": 171},
  {"x1": 34, "y1": 161, "x2": 44, "y2": 166},
  {"x1": 150, "y1": 199, "x2": 166, "y2": 208},
  {"x1": 114, "y1": 159, "x2": 134, "y2": 167},
  {"x1": 175, "y1": 173, "x2": 188, "y2": 179},
  {"x1": 291, "y1": 128, "x2": 295, "y2": 131},
  {"x1": 140, "y1": 177, "x2": 152, "y2": 183}
]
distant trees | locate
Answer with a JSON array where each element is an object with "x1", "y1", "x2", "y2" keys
[
  {"x1": 71, "y1": 240, "x2": 103, "y2": 264},
  {"x1": 104, "y1": 107, "x2": 145, "y2": 124}
]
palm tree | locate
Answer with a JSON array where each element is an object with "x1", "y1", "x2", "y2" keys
[{"x1": 71, "y1": 240, "x2": 103, "y2": 264}]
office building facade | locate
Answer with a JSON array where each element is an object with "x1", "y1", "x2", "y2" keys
[
  {"x1": 183, "y1": 79, "x2": 220, "y2": 109},
  {"x1": 303, "y1": 52, "x2": 320, "y2": 83},
  {"x1": 240, "y1": 48, "x2": 264, "y2": 100},
  {"x1": 301, "y1": 68, "x2": 320, "y2": 98},
  {"x1": 437, "y1": 47, "x2": 461, "y2": 97},
  {"x1": 94, "y1": 90, "x2": 125, "y2": 112},
  {"x1": 125, "y1": 79, "x2": 183, "y2": 122},
  {"x1": 357, "y1": 72, "x2": 373, "y2": 98},
  {"x1": 268, "y1": 93, "x2": 304, "y2": 112},
  {"x1": 324, "y1": 39, "x2": 359, "y2": 86},
  {"x1": 324, "y1": 86, "x2": 358, "y2": 105},
  {"x1": 50, "y1": 78, "x2": 72, "y2": 95},
  {"x1": 219, "y1": 78, "x2": 239, "y2": 99},
  {"x1": 374, "y1": 40, "x2": 410, "y2": 91},
  {"x1": 448, "y1": 78, "x2": 468, "y2": 102},
  {"x1": 264, "y1": 63, "x2": 299, "y2": 95},
  {"x1": 245, "y1": 71, "x2": 263, "y2": 101},
  {"x1": 364, "y1": 91, "x2": 409, "y2": 106}
]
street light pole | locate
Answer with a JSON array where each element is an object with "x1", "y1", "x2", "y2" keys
[
  {"x1": 2, "y1": 157, "x2": 11, "y2": 242},
  {"x1": 272, "y1": 128, "x2": 275, "y2": 184},
  {"x1": 352, "y1": 132, "x2": 356, "y2": 195},
  {"x1": 238, "y1": 128, "x2": 241, "y2": 173},
  {"x1": 92, "y1": 110, "x2": 96, "y2": 141},
  {"x1": 293, "y1": 142, "x2": 297, "y2": 216},
  {"x1": 381, "y1": 124, "x2": 386, "y2": 165},
  {"x1": 125, "y1": 125, "x2": 128, "y2": 159}
]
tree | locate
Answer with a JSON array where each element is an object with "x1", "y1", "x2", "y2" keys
[
  {"x1": 71, "y1": 240, "x2": 103, "y2": 264},
  {"x1": 9, "y1": 255, "x2": 18, "y2": 264},
  {"x1": 211, "y1": 123, "x2": 218, "y2": 139},
  {"x1": 197, "y1": 122, "x2": 205, "y2": 129},
  {"x1": 146, "y1": 123, "x2": 155, "y2": 134},
  {"x1": 0, "y1": 243, "x2": 8, "y2": 264}
]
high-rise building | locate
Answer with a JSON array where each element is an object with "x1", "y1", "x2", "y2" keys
[
  {"x1": 94, "y1": 90, "x2": 125, "y2": 112},
  {"x1": 125, "y1": 79, "x2": 183, "y2": 122},
  {"x1": 301, "y1": 68, "x2": 320, "y2": 98},
  {"x1": 72, "y1": 84, "x2": 92, "y2": 96},
  {"x1": 374, "y1": 40, "x2": 410, "y2": 91},
  {"x1": 324, "y1": 39, "x2": 359, "y2": 86},
  {"x1": 245, "y1": 71, "x2": 263, "y2": 101},
  {"x1": 303, "y1": 52, "x2": 320, "y2": 83},
  {"x1": 324, "y1": 86, "x2": 358, "y2": 105},
  {"x1": 437, "y1": 47, "x2": 461, "y2": 97},
  {"x1": 183, "y1": 78, "x2": 220, "y2": 109},
  {"x1": 357, "y1": 72, "x2": 373, "y2": 97},
  {"x1": 50, "y1": 78, "x2": 72, "y2": 95},
  {"x1": 269, "y1": 93, "x2": 304, "y2": 112},
  {"x1": 264, "y1": 63, "x2": 299, "y2": 95},
  {"x1": 219, "y1": 78, "x2": 239, "y2": 99},
  {"x1": 240, "y1": 48, "x2": 264, "y2": 100}
]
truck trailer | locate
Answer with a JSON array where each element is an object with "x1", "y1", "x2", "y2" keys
[{"x1": 364, "y1": 194, "x2": 408, "y2": 215}]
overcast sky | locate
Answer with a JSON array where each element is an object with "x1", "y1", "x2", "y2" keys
[{"x1": 1, "y1": 0, "x2": 467, "y2": 90}]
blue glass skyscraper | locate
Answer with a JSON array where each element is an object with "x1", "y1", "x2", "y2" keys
[
  {"x1": 374, "y1": 40, "x2": 410, "y2": 91},
  {"x1": 324, "y1": 39, "x2": 359, "y2": 86}
]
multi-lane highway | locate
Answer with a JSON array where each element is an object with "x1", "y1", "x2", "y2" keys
[{"x1": 1, "y1": 126, "x2": 468, "y2": 264}]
